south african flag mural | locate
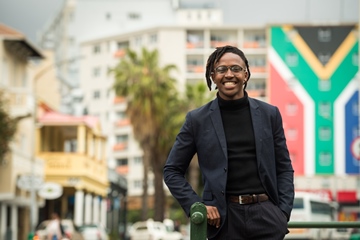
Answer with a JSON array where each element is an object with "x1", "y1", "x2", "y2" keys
[{"x1": 268, "y1": 25, "x2": 359, "y2": 176}]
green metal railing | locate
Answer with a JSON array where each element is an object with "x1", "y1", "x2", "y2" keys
[{"x1": 190, "y1": 202, "x2": 360, "y2": 240}]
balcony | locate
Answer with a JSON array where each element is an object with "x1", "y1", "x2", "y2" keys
[
  {"x1": 187, "y1": 65, "x2": 204, "y2": 73},
  {"x1": 38, "y1": 152, "x2": 107, "y2": 195},
  {"x1": 210, "y1": 41, "x2": 237, "y2": 48},
  {"x1": 186, "y1": 41, "x2": 204, "y2": 49},
  {"x1": 250, "y1": 66, "x2": 266, "y2": 73},
  {"x1": 113, "y1": 96, "x2": 126, "y2": 104},
  {"x1": 36, "y1": 108, "x2": 108, "y2": 196},
  {"x1": 113, "y1": 143, "x2": 128, "y2": 151},
  {"x1": 116, "y1": 165, "x2": 129, "y2": 175},
  {"x1": 115, "y1": 118, "x2": 130, "y2": 127}
]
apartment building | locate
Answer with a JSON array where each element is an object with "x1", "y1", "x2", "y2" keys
[{"x1": 0, "y1": 23, "x2": 43, "y2": 240}]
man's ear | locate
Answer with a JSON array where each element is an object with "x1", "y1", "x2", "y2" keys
[{"x1": 211, "y1": 72, "x2": 215, "y2": 82}]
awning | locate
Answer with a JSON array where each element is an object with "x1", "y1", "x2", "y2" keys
[{"x1": 337, "y1": 191, "x2": 358, "y2": 203}]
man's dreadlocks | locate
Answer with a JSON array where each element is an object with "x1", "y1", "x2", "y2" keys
[{"x1": 205, "y1": 45, "x2": 251, "y2": 91}]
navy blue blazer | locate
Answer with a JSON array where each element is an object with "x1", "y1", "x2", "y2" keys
[{"x1": 163, "y1": 96, "x2": 294, "y2": 236}]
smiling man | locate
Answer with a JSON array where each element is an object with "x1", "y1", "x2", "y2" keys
[{"x1": 164, "y1": 45, "x2": 294, "y2": 240}]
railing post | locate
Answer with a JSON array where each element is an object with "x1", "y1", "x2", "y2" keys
[{"x1": 190, "y1": 202, "x2": 207, "y2": 240}]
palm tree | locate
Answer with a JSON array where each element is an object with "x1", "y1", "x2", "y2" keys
[{"x1": 109, "y1": 47, "x2": 180, "y2": 221}]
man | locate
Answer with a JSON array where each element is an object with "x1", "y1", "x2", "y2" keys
[{"x1": 163, "y1": 45, "x2": 294, "y2": 239}]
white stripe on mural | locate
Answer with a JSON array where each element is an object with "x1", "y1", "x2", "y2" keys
[
  {"x1": 334, "y1": 77, "x2": 358, "y2": 175},
  {"x1": 269, "y1": 47, "x2": 315, "y2": 175}
]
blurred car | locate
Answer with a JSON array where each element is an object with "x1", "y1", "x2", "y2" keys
[
  {"x1": 129, "y1": 219, "x2": 183, "y2": 240},
  {"x1": 179, "y1": 223, "x2": 190, "y2": 240},
  {"x1": 35, "y1": 219, "x2": 84, "y2": 240},
  {"x1": 78, "y1": 224, "x2": 109, "y2": 240},
  {"x1": 330, "y1": 228, "x2": 352, "y2": 240}
]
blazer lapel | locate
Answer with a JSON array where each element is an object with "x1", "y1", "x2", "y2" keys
[
  {"x1": 249, "y1": 98, "x2": 263, "y2": 161},
  {"x1": 210, "y1": 99, "x2": 228, "y2": 159}
]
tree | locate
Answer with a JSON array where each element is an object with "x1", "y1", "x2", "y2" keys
[
  {"x1": 109, "y1": 47, "x2": 181, "y2": 221},
  {"x1": 0, "y1": 91, "x2": 17, "y2": 163}
]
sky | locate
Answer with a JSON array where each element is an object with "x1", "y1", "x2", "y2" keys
[{"x1": 0, "y1": 0, "x2": 64, "y2": 47}]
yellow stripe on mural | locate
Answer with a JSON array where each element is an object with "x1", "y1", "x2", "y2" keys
[
  {"x1": 283, "y1": 26, "x2": 357, "y2": 80},
  {"x1": 326, "y1": 31, "x2": 357, "y2": 76}
]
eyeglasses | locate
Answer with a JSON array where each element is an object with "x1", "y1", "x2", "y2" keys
[{"x1": 214, "y1": 65, "x2": 246, "y2": 74}]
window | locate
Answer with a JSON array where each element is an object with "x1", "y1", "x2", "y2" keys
[
  {"x1": 149, "y1": 34, "x2": 157, "y2": 44},
  {"x1": 187, "y1": 55, "x2": 203, "y2": 73},
  {"x1": 134, "y1": 36, "x2": 142, "y2": 46},
  {"x1": 353, "y1": 102, "x2": 359, "y2": 116},
  {"x1": 352, "y1": 126, "x2": 359, "y2": 138},
  {"x1": 318, "y1": 102, "x2": 331, "y2": 118},
  {"x1": 116, "y1": 111, "x2": 126, "y2": 119},
  {"x1": 287, "y1": 128, "x2": 298, "y2": 141},
  {"x1": 128, "y1": 12, "x2": 140, "y2": 20},
  {"x1": 318, "y1": 79, "x2": 331, "y2": 91},
  {"x1": 285, "y1": 53, "x2": 298, "y2": 67},
  {"x1": 319, "y1": 127, "x2": 331, "y2": 141},
  {"x1": 134, "y1": 180, "x2": 142, "y2": 189},
  {"x1": 286, "y1": 103, "x2": 298, "y2": 116},
  {"x1": 93, "y1": 45, "x2": 101, "y2": 54},
  {"x1": 116, "y1": 134, "x2": 128, "y2": 143},
  {"x1": 318, "y1": 52, "x2": 331, "y2": 65},
  {"x1": 117, "y1": 41, "x2": 129, "y2": 49},
  {"x1": 93, "y1": 67, "x2": 101, "y2": 77},
  {"x1": 134, "y1": 156, "x2": 142, "y2": 164},
  {"x1": 318, "y1": 28, "x2": 331, "y2": 42},
  {"x1": 93, "y1": 90, "x2": 100, "y2": 99},
  {"x1": 243, "y1": 31, "x2": 266, "y2": 48},
  {"x1": 353, "y1": 52, "x2": 359, "y2": 66},
  {"x1": 319, "y1": 152, "x2": 332, "y2": 166},
  {"x1": 64, "y1": 139, "x2": 77, "y2": 152},
  {"x1": 68, "y1": 11, "x2": 74, "y2": 22},
  {"x1": 116, "y1": 158, "x2": 128, "y2": 166},
  {"x1": 186, "y1": 30, "x2": 204, "y2": 49}
]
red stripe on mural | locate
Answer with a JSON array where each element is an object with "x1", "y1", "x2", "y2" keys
[{"x1": 269, "y1": 63, "x2": 305, "y2": 175}]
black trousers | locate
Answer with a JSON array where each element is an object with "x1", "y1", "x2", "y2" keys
[{"x1": 208, "y1": 200, "x2": 289, "y2": 240}]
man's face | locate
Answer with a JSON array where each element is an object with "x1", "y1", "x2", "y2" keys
[{"x1": 211, "y1": 52, "x2": 248, "y2": 100}]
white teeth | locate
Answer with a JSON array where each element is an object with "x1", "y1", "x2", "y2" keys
[{"x1": 224, "y1": 82, "x2": 235, "y2": 86}]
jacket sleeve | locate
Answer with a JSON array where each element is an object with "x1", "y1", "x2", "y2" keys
[{"x1": 163, "y1": 112, "x2": 203, "y2": 216}]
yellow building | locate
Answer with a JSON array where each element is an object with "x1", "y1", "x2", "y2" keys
[
  {"x1": 0, "y1": 23, "x2": 44, "y2": 240},
  {"x1": 36, "y1": 103, "x2": 109, "y2": 227}
]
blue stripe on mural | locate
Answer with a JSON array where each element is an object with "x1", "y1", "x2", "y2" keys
[{"x1": 345, "y1": 90, "x2": 360, "y2": 174}]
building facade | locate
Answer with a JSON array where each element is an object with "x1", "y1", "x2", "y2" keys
[
  {"x1": 0, "y1": 24, "x2": 43, "y2": 240},
  {"x1": 36, "y1": 104, "x2": 109, "y2": 226}
]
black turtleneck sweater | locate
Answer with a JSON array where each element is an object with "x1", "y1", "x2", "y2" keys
[{"x1": 217, "y1": 92, "x2": 265, "y2": 195}]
